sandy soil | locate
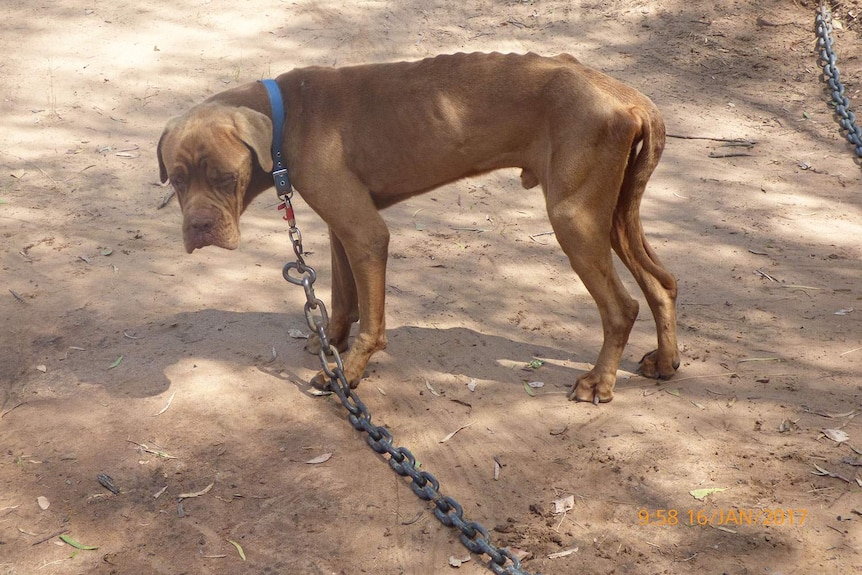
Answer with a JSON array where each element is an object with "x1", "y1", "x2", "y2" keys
[{"x1": 2, "y1": 1, "x2": 861, "y2": 574}]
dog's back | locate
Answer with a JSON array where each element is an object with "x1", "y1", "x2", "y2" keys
[{"x1": 276, "y1": 52, "x2": 659, "y2": 206}]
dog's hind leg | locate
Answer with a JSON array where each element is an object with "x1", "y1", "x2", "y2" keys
[
  {"x1": 543, "y1": 164, "x2": 640, "y2": 404},
  {"x1": 327, "y1": 230, "x2": 361, "y2": 351},
  {"x1": 610, "y1": 109, "x2": 680, "y2": 380},
  {"x1": 610, "y1": 211, "x2": 680, "y2": 380}
]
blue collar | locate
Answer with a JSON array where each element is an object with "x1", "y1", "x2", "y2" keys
[{"x1": 259, "y1": 79, "x2": 292, "y2": 198}]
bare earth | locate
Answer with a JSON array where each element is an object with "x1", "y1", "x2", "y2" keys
[{"x1": 2, "y1": 1, "x2": 861, "y2": 574}]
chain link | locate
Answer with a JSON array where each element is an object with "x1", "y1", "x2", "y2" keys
[
  {"x1": 278, "y1": 193, "x2": 539, "y2": 575},
  {"x1": 815, "y1": 1, "x2": 862, "y2": 158}
]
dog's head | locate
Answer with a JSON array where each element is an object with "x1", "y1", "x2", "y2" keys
[{"x1": 157, "y1": 104, "x2": 273, "y2": 253}]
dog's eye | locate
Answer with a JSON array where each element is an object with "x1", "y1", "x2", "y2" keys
[
  {"x1": 169, "y1": 174, "x2": 186, "y2": 192},
  {"x1": 214, "y1": 173, "x2": 237, "y2": 193}
]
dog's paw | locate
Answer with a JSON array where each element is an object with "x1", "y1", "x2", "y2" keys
[
  {"x1": 569, "y1": 371, "x2": 615, "y2": 404},
  {"x1": 311, "y1": 366, "x2": 363, "y2": 390},
  {"x1": 305, "y1": 332, "x2": 350, "y2": 356},
  {"x1": 310, "y1": 370, "x2": 332, "y2": 391},
  {"x1": 310, "y1": 369, "x2": 334, "y2": 391},
  {"x1": 637, "y1": 350, "x2": 680, "y2": 380}
]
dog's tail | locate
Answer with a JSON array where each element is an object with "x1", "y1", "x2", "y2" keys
[{"x1": 612, "y1": 104, "x2": 677, "y2": 295}]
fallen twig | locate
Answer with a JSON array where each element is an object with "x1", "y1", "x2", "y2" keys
[
  {"x1": 754, "y1": 269, "x2": 779, "y2": 281},
  {"x1": 63, "y1": 165, "x2": 96, "y2": 182},
  {"x1": 127, "y1": 439, "x2": 177, "y2": 459},
  {"x1": 667, "y1": 133, "x2": 756, "y2": 145},
  {"x1": 31, "y1": 529, "x2": 69, "y2": 546},
  {"x1": 529, "y1": 231, "x2": 555, "y2": 242},
  {"x1": 708, "y1": 151, "x2": 753, "y2": 158},
  {"x1": 658, "y1": 372, "x2": 738, "y2": 384},
  {"x1": 400, "y1": 510, "x2": 424, "y2": 525},
  {"x1": 811, "y1": 463, "x2": 851, "y2": 483},
  {"x1": 802, "y1": 407, "x2": 857, "y2": 419},
  {"x1": 157, "y1": 188, "x2": 176, "y2": 209},
  {"x1": 1, "y1": 401, "x2": 27, "y2": 419},
  {"x1": 28, "y1": 163, "x2": 59, "y2": 187}
]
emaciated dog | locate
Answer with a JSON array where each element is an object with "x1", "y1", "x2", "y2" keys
[{"x1": 157, "y1": 52, "x2": 680, "y2": 404}]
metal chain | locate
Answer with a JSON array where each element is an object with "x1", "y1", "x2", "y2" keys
[
  {"x1": 278, "y1": 193, "x2": 539, "y2": 575},
  {"x1": 815, "y1": 1, "x2": 862, "y2": 158}
]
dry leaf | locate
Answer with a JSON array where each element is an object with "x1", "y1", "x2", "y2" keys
[
  {"x1": 548, "y1": 547, "x2": 578, "y2": 559},
  {"x1": 178, "y1": 482, "x2": 214, "y2": 499},
  {"x1": 440, "y1": 422, "x2": 474, "y2": 443},
  {"x1": 227, "y1": 539, "x2": 246, "y2": 561},
  {"x1": 425, "y1": 380, "x2": 441, "y2": 396},
  {"x1": 448, "y1": 555, "x2": 470, "y2": 567},
  {"x1": 153, "y1": 392, "x2": 175, "y2": 416},
  {"x1": 778, "y1": 419, "x2": 798, "y2": 433},
  {"x1": 264, "y1": 346, "x2": 277, "y2": 364},
  {"x1": 690, "y1": 487, "x2": 726, "y2": 501},
  {"x1": 823, "y1": 429, "x2": 849, "y2": 443},
  {"x1": 60, "y1": 534, "x2": 98, "y2": 550},
  {"x1": 553, "y1": 494, "x2": 574, "y2": 514},
  {"x1": 306, "y1": 453, "x2": 332, "y2": 464}
]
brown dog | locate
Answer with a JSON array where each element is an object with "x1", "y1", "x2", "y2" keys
[{"x1": 157, "y1": 52, "x2": 680, "y2": 403}]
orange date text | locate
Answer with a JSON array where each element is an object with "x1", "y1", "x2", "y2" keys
[{"x1": 637, "y1": 508, "x2": 807, "y2": 527}]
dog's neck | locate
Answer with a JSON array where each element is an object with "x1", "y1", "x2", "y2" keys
[{"x1": 207, "y1": 79, "x2": 292, "y2": 211}]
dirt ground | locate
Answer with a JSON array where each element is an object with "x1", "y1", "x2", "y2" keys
[{"x1": 2, "y1": 0, "x2": 861, "y2": 573}]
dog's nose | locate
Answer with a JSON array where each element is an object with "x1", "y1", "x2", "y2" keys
[{"x1": 189, "y1": 218, "x2": 213, "y2": 234}]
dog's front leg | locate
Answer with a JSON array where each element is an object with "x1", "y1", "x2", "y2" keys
[
  {"x1": 305, "y1": 183, "x2": 390, "y2": 390},
  {"x1": 306, "y1": 230, "x2": 358, "y2": 356}
]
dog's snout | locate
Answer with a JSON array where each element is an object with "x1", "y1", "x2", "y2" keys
[{"x1": 182, "y1": 205, "x2": 239, "y2": 252}]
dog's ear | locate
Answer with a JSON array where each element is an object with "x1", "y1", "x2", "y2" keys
[
  {"x1": 156, "y1": 117, "x2": 178, "y2": 184},
  {"x1": 233, "y1": 107, "x2": 273, "y2": 173}
]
